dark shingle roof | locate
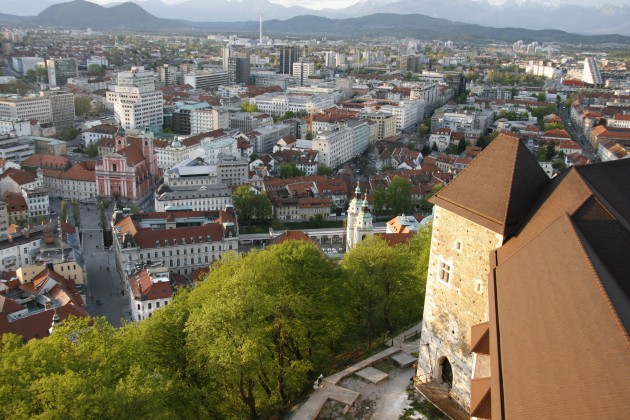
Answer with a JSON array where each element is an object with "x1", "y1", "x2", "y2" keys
[{"x1": 430, "y1": 133, "x2": 549, "y2": 236}]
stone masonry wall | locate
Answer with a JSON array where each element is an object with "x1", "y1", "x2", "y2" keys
[{"x1": 416, "y1": 205, "x2": 503, "y2": 406}]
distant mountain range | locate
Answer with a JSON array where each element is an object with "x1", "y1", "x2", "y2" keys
[
  {"x1": 2, "y1": 0, "x2": 630, "y2": 36},
  {"x1": 1, "y1": 0, "x2": 629, "y2": 45}
]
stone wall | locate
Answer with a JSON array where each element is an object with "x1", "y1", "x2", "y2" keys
[{"x1": 416, "y1": 205, "x2": 503, "y2": 406}]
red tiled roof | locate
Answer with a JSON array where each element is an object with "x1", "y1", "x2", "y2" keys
[
  {"x1": 21, "y1": 154, "x2": 69, "y2": 170},
  {"x1": 128, "y1": 269, "x2": 172, "y2": 301},
  {"x1": 2, "y1": 168, "x2": 37, "y2": 186},
  {"x1": 374, "y1": 232, "x2": 415, "y2": 246}
]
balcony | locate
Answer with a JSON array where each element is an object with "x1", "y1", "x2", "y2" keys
[{"x1": 413, "y1": 374, "x2": 469, "y2": 420}]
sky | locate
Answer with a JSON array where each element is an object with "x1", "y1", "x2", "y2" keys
[
  {"x1": 87, "y1": 0, "x2": 630, "y2": 8},
  {"x1": 94, "y1": 0, "x2": 365, "y2": 10}
]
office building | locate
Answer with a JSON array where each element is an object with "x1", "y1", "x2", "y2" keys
[
  {"x1": 46, "y1": 58, "x2": 78, "y2": 88},
  {"x1": 228, "y1": 53, "x2": 250, "y2": 85},
  {"x1": 106, "y1": 66, "x2": 163, "y2": 130},
  {"x1": 279, "y1": 46, "x2": 298, "y2": 75}
]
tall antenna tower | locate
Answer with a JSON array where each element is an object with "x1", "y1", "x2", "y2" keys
[{"x1": 259, "y1": 14, "x2": 263, "y2": 44}]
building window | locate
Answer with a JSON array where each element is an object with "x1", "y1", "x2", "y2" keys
[
  {"x1": 475, "y1": 280, "x2": 483, "y2": 295},
  {"x1": 438, "y1": 260, "x2": 452, "y2": 285},
  {"x1": 454, "y1": 240, "x2": 462, "y2": 252}
]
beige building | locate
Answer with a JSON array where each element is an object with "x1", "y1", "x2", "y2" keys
[{"x1": 17, "y1": 261, "x2": 86, "y2": 285}]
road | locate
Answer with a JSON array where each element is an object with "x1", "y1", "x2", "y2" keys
[
  {"x1": 559, "y1": 105, "x2": 596, "y2": 160},
  {"x1": 49, "y1": 197, "x2": 130, "y2": 326},
  {"x1": 83, "y1": 230, "x2": 129, "y2": 327}
]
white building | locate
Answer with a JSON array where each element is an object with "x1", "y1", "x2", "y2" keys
[
  {"x1": 582, "y1": 57, "x2": 603, "y2": 86},
  {"x1": 11, "y1": 57, "x2": 45, "y2": 75},
  {"x1": 127, "y1": 267, "x2": 173, "y2": 322},
  {"x1": 381, "y1": 100, "x2": 425, "y2": 132},
  {"x1": 292, "y1": 61, "x2": 315, "y2": 84},
  {"x1": 21, "y1": 188, "x2": 49, "y2": 221},
  {"x1": 0, "y1": 117, "x2": 31, "y2": 137},
  {"x1": 155, "y1": 184, "x2": 232, "y2": 212},
  {"x1": 249, "y1": 93, "x2": 334, "y2": 117},
  {"x1": 43, "y1": 162, "x2": 97, "y2": 202},
  {"x1": 183, "y1": 70, "x2": 228, "y2": 90},
  {"x1": 106, "y1": 66, "x2": 163, "y2": 130},
  {"x1": 190, "y1": 107, "x2": 230, "y2": 134},
  {"x1": 0, "y1": 136, "x2": 35, "y2": 163},
  {"x1": 113, "y1": 210, "x2": 239, "y2": 279},
  {"x1": 0, "y1": 227, "x2": 44, "y2": 272},
  {"x1": 312, "y1": 126, "x2": 355, "y2": 168}
]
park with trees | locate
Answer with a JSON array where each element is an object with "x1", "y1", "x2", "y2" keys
[{"x1": 0, "y1": 230, "x2": 431, "y2": 419}]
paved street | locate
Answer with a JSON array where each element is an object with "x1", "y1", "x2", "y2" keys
[{"x1": 49, "y1": 197, "x2": 130, "y2": 326}]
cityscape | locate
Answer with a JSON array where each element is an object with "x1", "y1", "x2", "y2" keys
[{"x1": 0, "y1": 0, "x2": 629, "y2": 418}]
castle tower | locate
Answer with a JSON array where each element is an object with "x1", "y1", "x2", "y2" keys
[
  {"x1": 345, "y1": 183, "x2": 363, "y2": 252},
  {"x1": 415, "y1": 133, "x2": 549, "y2": 409}
]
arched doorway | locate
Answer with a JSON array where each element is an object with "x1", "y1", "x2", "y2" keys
[{"x1": 438, "y1": 357, "x2": 453, "y2": 388}]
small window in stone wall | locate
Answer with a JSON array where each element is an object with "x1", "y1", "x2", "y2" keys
[
  {"x1": 454, "y1": 240, "x2": 462, "y2": 252},
  {"x1": 438, "y1": 260, "x2": 452, "y2": 285},
  {"x1": 475, "y1": 280, "x2": 483, "y2": 295}
]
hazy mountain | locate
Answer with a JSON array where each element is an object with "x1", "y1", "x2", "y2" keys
[
  {"x1": 33, "y1": 0, "x2": 185, "y2": 29},
  {"x1": 1, "y1": 0, "x2": 629, "y2": 45},
  {"x1": 1, "y1": 0, "x2": 630, "y2": 35},
  {"x1": 340, "y1": 0, "x2": 630, "y2": 36}
]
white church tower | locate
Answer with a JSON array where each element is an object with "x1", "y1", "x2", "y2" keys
[{"x1": 346, "y1": 183, "x2": 374, "y2": 252}]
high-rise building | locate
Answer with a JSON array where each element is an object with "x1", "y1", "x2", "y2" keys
[
  {"x1": 279, "y1": 46, "x2": 298, "y2": 75},
  {"x1": 582, "y1": 57, "x2": 603, "y2": 86},
  {"x1": 40, "y1": 89, "x2": 75, "y2": 129},
  {"x1": 0, "y1": 90, "x2": 74, "y2": 129},
  {"x1": 292, "y1": 61, "x2": 315, "y2": 86},
  {"x1": 228, "y1": 53, "x2": 250, "y2": 85},
  {"x1": 46, "y1": 58, "x2": 78, "y2": 88},
  {"x1": 106, "y1": 66, "x2": 163, "y2": 130},
  {"x1": 222, "y1": 46, "x2": 232, "y2": 71},
  {"x1": 158, "y1": 64, "x2": 179, "y2": 87}
]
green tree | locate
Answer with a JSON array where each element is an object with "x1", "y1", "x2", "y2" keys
[
  {"x1": 249, "y1": 152, "x2": 259, "y2": 163},
  {"x1": 232, "y1": 185, "x2": 272, "y2": 223},
  {"x1": 279, "y1": 162, "x2": 305, "y2": 179},
  {"x1": 476, "y1": 132, "x2": 499, "y2": 149},
  {"x1": 457, "y1": 138, "x2": 467, "y2": 154},
  {"x1": 185, "y1": 241, "x2": 343, "y2": 418},
  {"x1": 386, "y1": 176, "x2": 413, "y2": 216},
  {"x1": 371, "y1": 185, "x2": 387, "y2": 217},
  {"x1": 60, "y1": 199, "x2": 68, "y2": 222},
  {"x1": 341, "y1": 235, "x2": 425, "y2": 346},
  {"x1": 71, "y1": 199, "x2": 81, "y2": 228},
  {"x1": 59, "y1": 127, "x2": 79, "y2": 141},
  {"x1": 545, "y1": 142, "x2": 556, "y2": 160},
  {"x1": 85, "y1": 142, "x2": 99, "y2": 157},
  {"x1": 317, "y1": 165, "x2": 333, "y2": 176},
  {"x1": 98, "y1": 200, "x2": 108, "y2": 230},
  {"x1": 252, "y1": 192, "x2": 272, "y2": 221},
  {"x1": 241, "y1": 101, "x2": 257, "y2": 112},
  {"x1": 88, "y1": 64, "x2": 104, "y2": 73},
  {"x1": 74, "y1": 97, "x2": 92, "y2": 116}
]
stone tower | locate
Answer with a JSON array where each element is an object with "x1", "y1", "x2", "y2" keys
[{"x1": 415, "y1": 133, "x2": 549, "y2": 408}]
